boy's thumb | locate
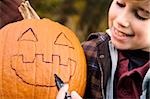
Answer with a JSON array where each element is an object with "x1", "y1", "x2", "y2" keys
[
  {"x1": 71, "y1": 91, "x2": 82, "y2": 99},
  {"x1": 56, "y1": 84, "x2": 68, "y2": 99}
]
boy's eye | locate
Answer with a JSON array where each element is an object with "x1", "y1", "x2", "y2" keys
[
  {"x1": 134, "y1": 9, "x2": 149, "y2": 21},
  {"x1": 116, "y1": 1, "x2": 125, "y2": 8},
  {"x1": 134, "y1": 12, "x2": 148, "y2": 21}
]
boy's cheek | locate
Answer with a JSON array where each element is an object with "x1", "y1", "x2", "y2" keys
[{"x1": 108, "y1": 5, "x2": 118, "y2": 28}]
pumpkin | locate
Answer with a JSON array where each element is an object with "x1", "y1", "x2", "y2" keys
[{"x1": 0, "y1": 18, "x2": 86, "y2": 99}]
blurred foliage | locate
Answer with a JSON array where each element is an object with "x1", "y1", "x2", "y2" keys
[{"x1": 29, "y1": 0, "x2": 112, "y2": 42}]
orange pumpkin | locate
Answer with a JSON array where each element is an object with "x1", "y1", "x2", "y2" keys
[{"x1": 0, "y1": 18, "x2": 86, "y2": 99}]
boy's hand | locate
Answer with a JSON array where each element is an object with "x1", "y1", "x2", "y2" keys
[
  {"x1": 56, "y1": 84, "x2": 68, "y2": 99},
  {"x1": 70, "y1": 91, "x2": 82, "y2": 99},
  {"x1": 56, "y1": 84, "x2": 82, "y2": 99}
]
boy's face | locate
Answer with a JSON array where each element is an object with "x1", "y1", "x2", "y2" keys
[{"x1": 108, "y1": 0, "x2": 150, "y2": 52}]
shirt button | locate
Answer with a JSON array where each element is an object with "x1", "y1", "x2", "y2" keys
[
  {"x1": 99, "y1": 55, "x2": 104, "y2": 58},
  {"x1": 121, "y1": 89, "x2": 130, "y2": 96}
]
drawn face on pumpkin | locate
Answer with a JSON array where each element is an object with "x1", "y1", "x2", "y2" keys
[
  {"x1": 11, "y1": 27, "x2": 76, "y2": 87},
  {"x1": 0, "y1": 19, "x2": 86, "y2": 98}
]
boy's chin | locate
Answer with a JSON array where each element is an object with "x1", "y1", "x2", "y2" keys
[{"x1": 111, "y1": 42, "x2": 130, "y2": 50}]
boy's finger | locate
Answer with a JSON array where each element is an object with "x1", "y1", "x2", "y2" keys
[
  {"x1": 56, "y1": 84, "x2": 69, "y2": 99},
  {"x1": 71, "y1": 91, "x2": 82, "y2": 99}
]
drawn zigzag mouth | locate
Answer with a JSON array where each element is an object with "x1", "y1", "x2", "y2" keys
[{"x1": 10, "y1": 54, "x2": 76, "y2": 87}]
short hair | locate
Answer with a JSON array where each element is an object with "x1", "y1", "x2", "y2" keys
[
  {"x1": 125, "y1": 0, "x2": 149, "y2": 6},
  {"x1": 125, "y1": 0, "x2": 149, "y2": 3}
]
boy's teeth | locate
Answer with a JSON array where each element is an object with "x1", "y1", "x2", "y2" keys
[{"x1": 115, "y1": 29, "x2": 126, "y2": 37}]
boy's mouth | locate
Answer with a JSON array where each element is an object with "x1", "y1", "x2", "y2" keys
[{"x1": 113, "y1": 27, "x2": 134, "y2": 37}]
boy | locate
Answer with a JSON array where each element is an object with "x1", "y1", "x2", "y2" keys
[{"x1": 57, "y1": 0, "x2": 150, "y2": 98}]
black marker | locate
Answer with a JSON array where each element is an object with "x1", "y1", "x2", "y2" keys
[{"x1": 54, "y1": 74, "x2": 71, "y2": 99}]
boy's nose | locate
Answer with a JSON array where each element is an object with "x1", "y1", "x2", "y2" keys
[{"x1": 115, "y1": 11, "x2": 130, "y2": 28}]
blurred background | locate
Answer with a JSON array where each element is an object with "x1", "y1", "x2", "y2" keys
[{"x1": 0, "y1": 0, "x2": 112, "y2": 42}]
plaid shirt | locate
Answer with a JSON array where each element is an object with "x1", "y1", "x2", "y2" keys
[
  {"x1": 82, "y1": 32, "x2": 150, "y2": 99},
  {"x1": 82, "y1": 32, "x2": 111, "y2": 99}
]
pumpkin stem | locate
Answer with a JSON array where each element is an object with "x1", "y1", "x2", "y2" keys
[{"x1": 18, "y1": 0, "x2": 40, "y2": 19}]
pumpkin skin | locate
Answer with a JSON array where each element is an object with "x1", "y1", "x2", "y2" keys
[{"x1": 0, "y1": 19, "x2": 86, "y2": 99}]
